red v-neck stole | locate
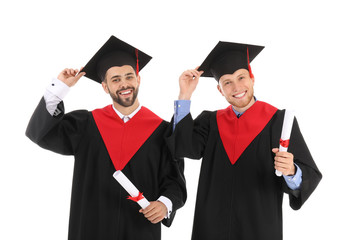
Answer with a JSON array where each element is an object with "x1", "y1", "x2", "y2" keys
[
  {"x1": 92, "y1": 105, "x2": 163, "y2": 170},
  {"x1": 216, "y1": 101, "x2": 278, "y2": 165}
]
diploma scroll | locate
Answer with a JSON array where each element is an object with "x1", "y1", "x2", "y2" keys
[
  {"x1": 113, "y1": 170, "x2": 150, "y2": 209},
  {"x1": 276, "y1": 109, "x2": 295, "y2": 177}
]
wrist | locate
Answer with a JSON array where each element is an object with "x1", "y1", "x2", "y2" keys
[
  {"x1": 158, "y1": 196, "x2": 172, "y2": 218},
  {"x1": 178, "y1": 92, "x2": 192, "y2": 100},
  {"x1": 289, "y1": 164, "x2": 296, "y2": 176}
]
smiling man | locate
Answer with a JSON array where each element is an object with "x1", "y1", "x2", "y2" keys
[
  {"x1": 169, "y1": 41, "x2": 322, "y2": 240},
  {"x1": 26, "y1": 36, "x2": 186, "y2": 240}
]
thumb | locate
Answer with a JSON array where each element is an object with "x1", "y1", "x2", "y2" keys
[
  {"x1": 272, "y1": 148, "x2": 279, "y2": 153},
  {"x1": 194, "y1": 66, "x2": 204, "y2": 75},
  {"x1": 75, "y1": 71, "x2": 86, "y2": 81}
]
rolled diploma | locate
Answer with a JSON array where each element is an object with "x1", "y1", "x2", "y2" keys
[
  {"x1": 276, "y1": 109, "x2": 295, "y2": 177},
  {"x1": 113, "y1": 170, "x2": 150, "y2": 209}
]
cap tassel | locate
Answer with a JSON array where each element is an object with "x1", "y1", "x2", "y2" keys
[
  {"x1": 135, "y1": 49, "x2": 139, "y2": 75},
  {"x1": 247, "y1": 47, "x2": 254, "y2": 78}
]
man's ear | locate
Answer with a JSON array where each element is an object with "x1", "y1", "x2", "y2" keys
[
  {"x1": 217, "y1": 84, "x2": 224, "y2": 96},
  {"x1": 102, "y1": 81, "x2": 109, "y2": 94}
]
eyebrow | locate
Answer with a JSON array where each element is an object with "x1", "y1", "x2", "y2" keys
[
  {"x1": 220, "y1": 73, "x2": 246, "y2": 83},
  {"x1": 220, "y1": 78, "x2": 231, "y2": 83},
  {"x1": 237, "y1": 73, "x2": 246, "y2": 77},
  {"x1": 110, "y1": 72, "x2": 135, "y2": 79}
]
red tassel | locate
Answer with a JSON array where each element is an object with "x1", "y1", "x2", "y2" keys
[
  {"x1": 135, "y1": 48, "x2": 139, "y2": 75},
  {"x1": 247, "y1": 47, "x2": 254, "y2": 78}
]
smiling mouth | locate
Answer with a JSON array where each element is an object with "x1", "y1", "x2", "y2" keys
[
  {"x1": 233, "y1": 91, "x2": 246, "y2": 99},
  {"x1": 117, "y1": 89, "x2": 133, "y2": 96}
]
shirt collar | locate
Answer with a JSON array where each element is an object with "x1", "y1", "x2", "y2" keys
[
  {"x1": 232, "y1": 96, "x2": 257, "y2": 117},
  {"x1": 112, "y1": 104, "x2": 142, "y2": 121}
]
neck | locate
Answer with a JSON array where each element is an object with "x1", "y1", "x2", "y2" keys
[
  {"x1": 113, "y1": 99, "x2": 140, "y2": 116},
  {"x1": 232, "y1": 97, "x2": 256, "y2": 113}
]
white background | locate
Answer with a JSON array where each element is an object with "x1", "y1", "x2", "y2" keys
[{"x1": 1, "y1": 0, "x2": 359, "y2": 239}]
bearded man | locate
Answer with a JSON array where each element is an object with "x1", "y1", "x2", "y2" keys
[{"x1": 26, "y1": 36, "x2": 186, "y2": 240}]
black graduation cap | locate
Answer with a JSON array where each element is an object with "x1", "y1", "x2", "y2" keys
[
  {"x1": 198, "y1": 41, "x2": 264, "y2": 81},
  {"x1": 81, "y1": 35, "x2": 152, "y2": 83}
]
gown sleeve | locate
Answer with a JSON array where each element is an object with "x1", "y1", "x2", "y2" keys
[
  {"x1": 157, "y1": 120, "x2": 186, "y2": 227},
  {"x1": 282, "y1": 117, "x2": 322, "y2": 210},
  {"x1": 159, "y1": 144, "x2": 187, "y2": 227},
  {"x1": 25, "y1": 97, "x2": 88, "y2": 155},
  {"x1": 166, "y1": 111, "x2": 211, "y2": 160}
]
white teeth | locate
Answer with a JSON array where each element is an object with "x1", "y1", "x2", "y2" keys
[
  {"x1": 235, "y1": 92, "x2": 246, "y2": 98},
  {"x1": 120, "y1": 90, "x2": 131, "y2": 95}
]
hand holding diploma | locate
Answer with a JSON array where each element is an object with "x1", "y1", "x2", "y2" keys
[
  {"x1": 113, "y1": 170, "x2": 168, "y2": 224},
  {"x1": 139, "y1": 201, "x2": 168, "y2": 224},
  {"x1": 272, "y1": 148, "x2": 295, "y2": 176},
  {"x1": 273, "y1": 110, "x2": 295, "y2": 177}
]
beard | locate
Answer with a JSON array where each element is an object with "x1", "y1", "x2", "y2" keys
[{"x1": 109, "y1": 86, "x2": 139, "y2": 107}]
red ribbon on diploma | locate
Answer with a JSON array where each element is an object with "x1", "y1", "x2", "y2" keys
[
  {"x1": 279, "y1": 139, "x2": 290, "y2": 148},
  {"x1": 127, "y1": 192, "x2": 145, "y2": 202}
]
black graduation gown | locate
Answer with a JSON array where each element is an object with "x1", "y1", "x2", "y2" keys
[
  {"x1": 26, "y1": 98, "x2": 186, "y2": 240},
  {"x1": 167, "y1": 101, "x2": 322, "y2": 240}
]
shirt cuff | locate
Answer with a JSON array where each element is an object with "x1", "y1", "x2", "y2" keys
[
  {"x1": 283, "y1": 163, "x2": 303, "y2": 190},
  {"x1": 157, "y1": 196, "x2": 173, "y2": 219},
  {"x1": 46, "y1": 78, "x2": 70, "y2": 100},
  {"x1": 44, "y1": 78, "x2": 70, "y2": 116},
  {"x1": 173, "y1": 100, "x2": 191, "y2": 131}
]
